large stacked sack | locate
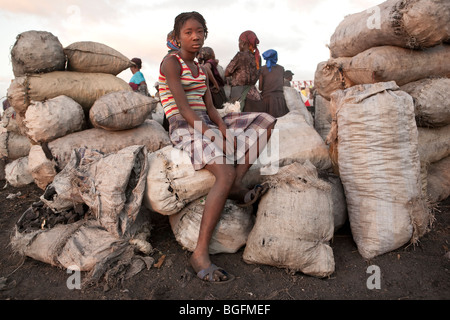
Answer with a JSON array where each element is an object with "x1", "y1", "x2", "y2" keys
[
  {"x1": 169, "y1": 198, "x2": 254, "y2": 254},
  {"x1": 328, "y1": 0, "x2": 450, "y2": 58},
  {"x1": 314, "y1": 0, "x2": 450, "y2": 133},
  {"x1": 4, "y1": 30, "x2": 164, "y2": 190},
  {"x1": 327, "y1": 81, "x2": 432, "y2": 260},
  {"x1": 64, "y1": 41, "x2": 134, "y2": 75},
  {"x1": 314, "y1": 1, "x2": 450, "y2": 243},
  {"x1": 243, "y1": 161, "x2": 335, "y2": 278}
]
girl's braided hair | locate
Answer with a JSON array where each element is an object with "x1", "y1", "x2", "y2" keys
[{"x1": 173, "y1": 11, "x2": 208, "y2": 41}]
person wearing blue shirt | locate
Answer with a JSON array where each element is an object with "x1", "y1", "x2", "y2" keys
[{"x1": 129, "y1": 57, "x2": 149, "y2": 96}]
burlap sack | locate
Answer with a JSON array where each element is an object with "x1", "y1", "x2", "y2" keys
[
  {"x1": 401, "y1": 78, "x2": 450, "y2": 127},
  {"x1": 64, "y1": 41, "x2": 133, "y2": 76},
  {"x1": 28, "y1": 145, "x2": 57, "y2": 190},
  {"x1": 45, "y1": 119, "x2": 171, "y2": 170},
  {"x1": 143, "y1": 146, "x2": 216, "y2": 216},
  {"x1": 329, "y1": 81, "x2": 431, "y2": 260},
  {"x1": 10, "y1": 30, "x2": 66, "y2": 77},
  {"x1": 342, "y1": 45, "x2": 450, "y2": 86},
  {"x1": 1, "y1": 107, "x2": 19, "y2": 133},
  {"x1": 329, "y1": 0, "x2": 450, "y2": 58},
  {"x1": 89, "y1": 91, "x2": 156, "y2": 131},
  {"x1": 243, "y1": 161, "x2": 335, "y2": 278},
  {"x1": 0, "y1": 131, "x2": 32, "y2": 160},
  {"x1": 245, "y1": 110, "x2": 332, "y2": 187},
  {"x1": 314, "y1": 59, "x2": 354, "y2": 100},
  {"x1": 426, "y1": 156, "x2": 450, "y2": 203},
  {"x1": 283, "y1": 87, "x2": 314, "y2": 126},
  {"x1": 5, "y1": 156, "x2": 34, "y2": 187},
  {"x1": 24, "y1": 96, "x2": 85, "y2": 143},
  {"x1": 169, "y1": 198, "x2": 254, "y2": 254},
  {"x1": 7, "y1": 71, "x2": 132, "y2": 114},
  {"x1": 314, "y1": 94, "x2": 332, "y2": 142},
  {"x1": 418, "y1": 124, "x2": 450, "y2": 164}
]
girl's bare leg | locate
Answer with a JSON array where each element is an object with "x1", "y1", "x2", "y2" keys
[
  {"x1": 229, "y1": 123, "x2": 275, "y2": 201},
  {"x1": 190, "y1": 161, "x2": 235, "y2": 281}
]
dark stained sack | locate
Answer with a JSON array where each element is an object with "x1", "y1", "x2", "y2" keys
[{"x1": 10, "y1": 30, "x2": 66, "y2": 77}]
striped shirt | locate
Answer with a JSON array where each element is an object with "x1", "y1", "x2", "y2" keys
[{"x1": 158, "y1": 54, "x2": 207, "y2": 119}]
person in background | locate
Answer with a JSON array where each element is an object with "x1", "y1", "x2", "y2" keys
[
  {"x1": 159, "y1": 11, "x2": 276, "y2": 284},
  {"x1": 225, "y1": 30, "x2": 264, "y2": 113},
  {"x1": 198, "y1": 46, "x2": 227, "y2": 109},
  {"x1": 284, "y1": 70, "x2": 294, "y2": 87},
  {"x1": 129, "y1": 57, "x2": 149, "y2": 96},
  {"x1": 259, "y1": 49, "x2": 290, "y2": 118},
  {"x1": 2, "y1": 98, "x2": 11, "y2": 112},
  {"x1": 166, "y1": 30, "x2": 180, "y2": 56}
]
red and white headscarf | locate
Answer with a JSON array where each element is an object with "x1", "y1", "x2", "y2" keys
[{"x1": 239, "y1": 30, "x2": 261, "y2": 70}]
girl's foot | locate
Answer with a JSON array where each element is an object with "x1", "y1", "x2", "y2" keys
[{"x1": 190, "y1": 252, "x2": 232, "y2": 283}]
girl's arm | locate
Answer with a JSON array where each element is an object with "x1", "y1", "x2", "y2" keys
[
  {"x1": 204, "y1": 63, "x2": 220, "y2": 92},
  {"x1": 202, "y1": 66, "x2": 225, "y2": 128}
]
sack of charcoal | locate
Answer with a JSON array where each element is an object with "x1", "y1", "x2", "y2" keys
[
  {"x1": 329, "y1": 0, "x2": 450, "y2": 58},
  {"x1": 64, "y1": 41, "x2": 133, "y2": 76},
  {"x1": 328, "y1": 81, "x2": 432, "y2": 260},
  {"x1": 10, "y1": 30, "x2": 66, "y2": 77},
  {"x1": 169, "y1": 198, "x2": 254, "y2": 254},
  {"x1": 243, "y1": 161, "x2": 335, "y2": 278}
]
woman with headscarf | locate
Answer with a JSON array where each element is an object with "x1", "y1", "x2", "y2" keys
[
  {"x1": 225, "y1": 30, "x2": 264, "y2": 113},
  {"x1": 198, "y1": 46, "x2": 227, "y2": 109},
  {"x1": 258, "y1": 49, "x2": 290, "y2": 118}
]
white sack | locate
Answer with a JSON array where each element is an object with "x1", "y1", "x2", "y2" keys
[
  {"x1": 1, "y1": 107, "x2": 19, "y2": 133},
  {"x1": 418, "y1": 124, "x2": 450, "y2": 164},
  {"x1": 243, "y1": 161, "x2": 335, "y2": 278},
  {"x1": 169, "y1": 198, "x2": 254, "y2": 254},
  {"x1": 245, "y1": 110, "x2": 331, "y2": 187},
  {"x1": 46, "y1": 119, "x2": 170, "y2": 170},
  {"x1": 89, "y1": 91, "x2": 156, "y2": 131},
  {"x1": 426, "y1": 156, "x2": 450, "y2": 203},
  {"x1": 143, "y1": 146, "x2": 216, "y2": 216},
  {"x1": 64, "y1": 41, "x2": 133, "y2": 76},
  {"x1": 314, "y1": 94, "x2": 332, "y2": 142},
  {"x1": 5, "y1": 156, "x2": 34, "y2": 187},
  {"x1": 41, "y1": 145, "x2": 149, "y2": 239},
  {"x1": 283, "y1": 87, "x2": 314, "y2": 127},
  {"x1": 24, "y1": 96, "x2": 85, "y2": 143},
  {"x1": 0, "y1": 131, "x2": 32, "y2": 160},
  {"x1": 28, "y1": 145, "x2": 57, "y2": 190},
  {"x1": 401, "y1": 78, "x2": 450, "y2": 128},
  {"x1": 330, "y1": 81, "x2": 431, "y2": 260}
]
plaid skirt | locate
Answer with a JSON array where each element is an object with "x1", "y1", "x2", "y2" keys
[{"x1": 168, "y1": 110, "x2": 276, "y2": 170}]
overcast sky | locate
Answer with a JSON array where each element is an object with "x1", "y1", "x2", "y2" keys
[{"x1": 0, "y1": 0, "x2": 382, "y2": 100}]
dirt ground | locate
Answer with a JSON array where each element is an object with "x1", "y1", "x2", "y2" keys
[{"x1": 0, "y1": 180, "x2": 449, "y2": 307}]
